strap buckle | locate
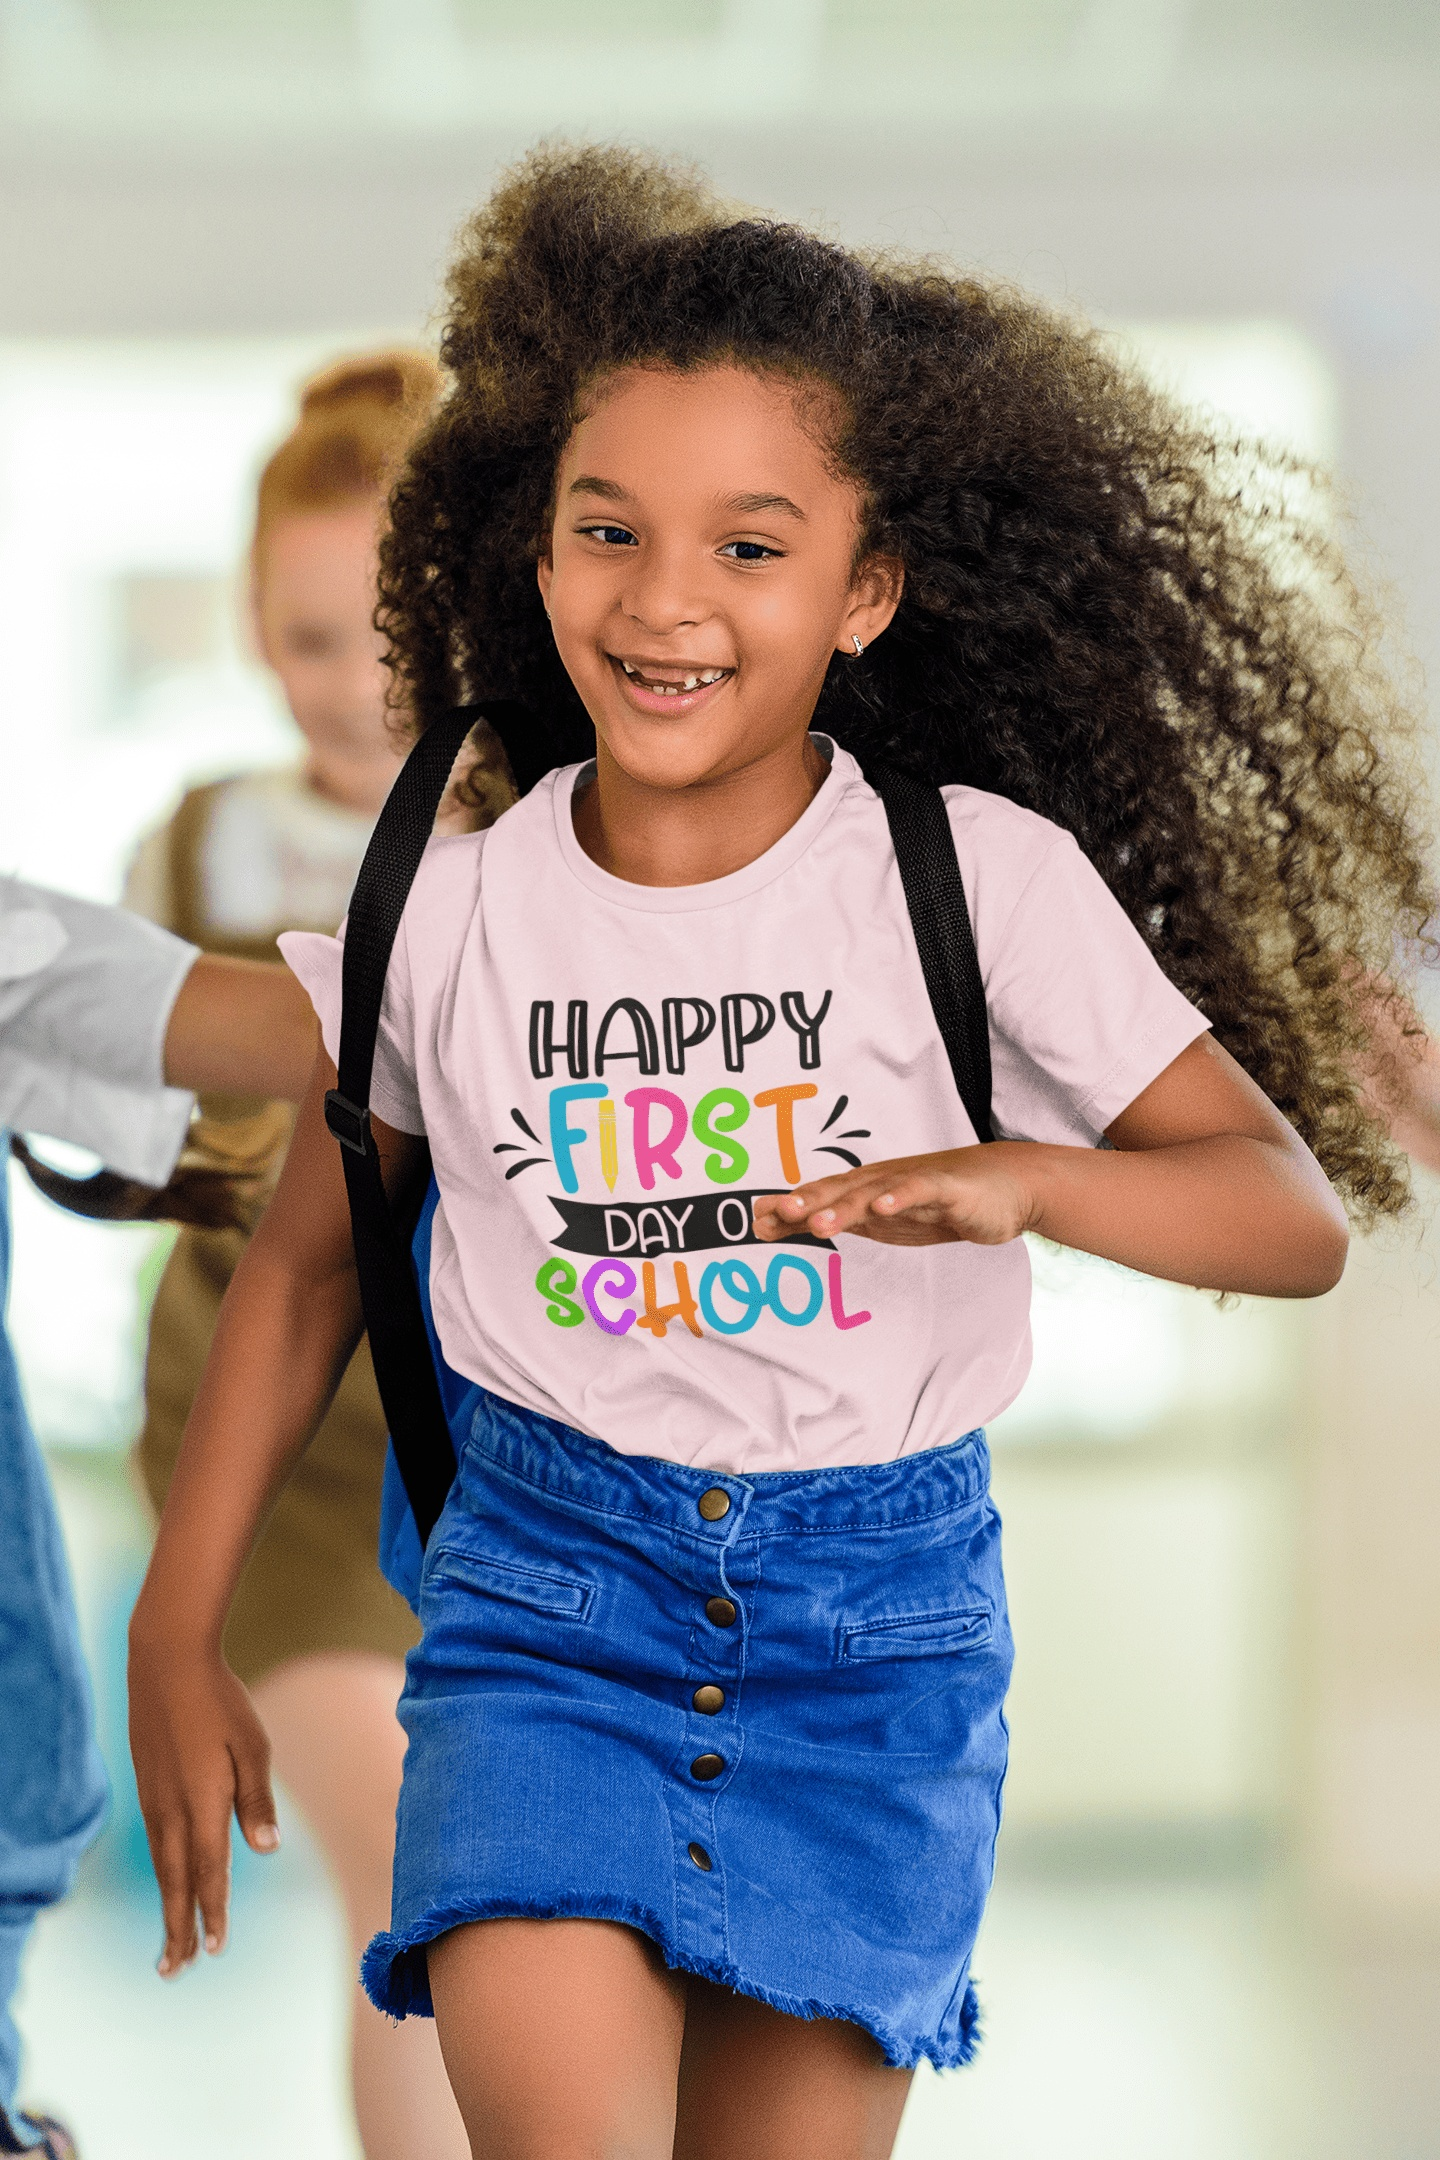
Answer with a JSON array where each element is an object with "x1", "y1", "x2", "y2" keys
[{"x1": 324, "y1": 1090, "x2": 372, "y2": 1156}]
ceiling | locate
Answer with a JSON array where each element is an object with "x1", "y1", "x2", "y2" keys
[{"x1": 1, "y1": 0, "x2": 1436, "y2": 159}]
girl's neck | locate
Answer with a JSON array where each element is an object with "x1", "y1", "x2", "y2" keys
[{"x1": 572, "y1": 734, "x2": 830, "y2": 887}]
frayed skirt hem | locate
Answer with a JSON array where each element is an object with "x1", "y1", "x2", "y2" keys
[{"x1": 361, "y1": 1895, "x2": 982, "y2": 2072}]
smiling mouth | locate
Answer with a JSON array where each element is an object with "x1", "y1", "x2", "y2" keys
[{"x1": 614, "y1": 657, "x2": 734, "y2": 696}]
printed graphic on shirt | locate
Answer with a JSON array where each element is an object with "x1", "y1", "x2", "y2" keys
[{"x1": 508, "y1": 989, "x2": 876, "y2": 1343}]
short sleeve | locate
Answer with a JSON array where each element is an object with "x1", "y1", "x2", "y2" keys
[
  {"x1": 958, "y1": 809, "x2": 1211, "y2": 1146},
  {"x1": 0, "y1": 876, "x2": 198, "y2": 1181},
  {"x1": 279, "y1": 918, "x2": 426, "y2": 1136}
]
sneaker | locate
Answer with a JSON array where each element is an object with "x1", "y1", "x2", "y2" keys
[{"x1": 0, "y1": 2117, "x2": 78, "y2": 2160}]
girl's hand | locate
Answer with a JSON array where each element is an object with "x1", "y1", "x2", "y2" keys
[
  {"x1": 753, "y1": 1146, "x2": 1038, "y2": 1247},
  {"x1": 128, "y1": 1630, "x2": 280, "y2": 1977},
  {"x1": 122, "y1": 1064, "x2": 421, "y2": 1979},
  {"x1": 750, "y1": 1041, "x2": 1348, "y2": 1298}
]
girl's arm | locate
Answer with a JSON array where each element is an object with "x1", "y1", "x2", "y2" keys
[
  {"x1": 755, "y1": 1034, "x2": 1349, "y2": 1297},
  {"x1": 127, "y1": 1052, "x2": 426, "y2": 1977}
]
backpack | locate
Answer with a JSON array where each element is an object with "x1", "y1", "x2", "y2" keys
[{"x1": 325, "y1": 703, "x2": 994, "y2": 1552}]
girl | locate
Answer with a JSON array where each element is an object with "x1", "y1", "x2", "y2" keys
[
  {"x1": 129, "y1": 149, "x2": 1430, "y2": 2160},
  {"x1": 126, "y1": 353, "x2": 493, "y2": 2160}
]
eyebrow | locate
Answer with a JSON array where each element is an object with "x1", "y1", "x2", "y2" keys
[
  {"x1": 566, "y1": 476, "x2": 807, "y2": 523},
  {"x1": 725, "y1": 491, "x2": 807, "y2": 522}
]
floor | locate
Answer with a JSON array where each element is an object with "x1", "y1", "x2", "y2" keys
[{"x1": 17, "y1": 1832, "x2": 1439, "y2": 2160}]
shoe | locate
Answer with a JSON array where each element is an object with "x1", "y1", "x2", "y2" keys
[{"x1": 0, "y1": 2117, "x2": 79, "y2": 2160}]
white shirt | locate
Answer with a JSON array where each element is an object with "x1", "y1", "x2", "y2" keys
[{"x1": 0, "y1": 877, "x2": 198, "y2": 1184}]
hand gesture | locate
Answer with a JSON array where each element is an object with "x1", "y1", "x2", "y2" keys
[{"x1": 752, "y1": 1145, "x2": 1038, "y2": 1247}]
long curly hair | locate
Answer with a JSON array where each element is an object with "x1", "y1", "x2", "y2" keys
[{"x1": 378, "y1": 144, "x2": 1435, "y2": 1223}]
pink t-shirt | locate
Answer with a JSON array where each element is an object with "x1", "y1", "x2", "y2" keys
[{"x1": 282, "y1": 742, "x2": 1208, "y2": 1474}]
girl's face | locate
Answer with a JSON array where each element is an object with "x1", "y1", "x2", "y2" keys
[
  {"x1": 253, "y1": 502, "x2": 403, "y2": 813},
  {"x1": 538, "y1": 363, "x2": 901, "y2": 794}
]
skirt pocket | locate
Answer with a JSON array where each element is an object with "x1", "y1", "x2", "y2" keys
[
  {"x1": 426, "y1": 1543, "x2": 596, "y2": 1622},
  {"x1": 839, "y1": 1606, "x2": 993, "y2": 1662}
]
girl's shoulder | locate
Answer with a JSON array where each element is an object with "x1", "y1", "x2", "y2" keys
[
  {"x1": 829, "y1": 746, "x2": 1072, "y2": 884},
  {"x1": 828, "y1": 745, "x2": 1072, "y2": 877},
  {"x1": 919, "y1": 781, "x2": 1148, "y2": 990},
  {"x1": 939, "y1": 780, "x2": 1075, "y2": 860},
  {"x1": 406, "y1": 822, "x2": 493, "y2": 910},
  {"x1": 399, "y1": 797, "x2": 527, "y2": 946},
  {"x1": 408, "y1": 764, "x2": 559, "y2": 897},
  {"x1": 935, "y1": 782, "x2": 1082, "y2": 921}
]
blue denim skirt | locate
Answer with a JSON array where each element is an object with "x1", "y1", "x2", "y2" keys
[{"x1": 362, "y1": 1388, "x2": 1013, "y2": 2071}]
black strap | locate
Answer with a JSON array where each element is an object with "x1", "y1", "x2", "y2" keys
[
  {"x1": 868, "y1": 766, "x2": 994, "y2": 1144},
  {"x1": 326, "y1": 703, "x2": 526, "y2": 1545},
  {"x1": 326, "y1": 712, "x2": 992, "y2": 1549}
]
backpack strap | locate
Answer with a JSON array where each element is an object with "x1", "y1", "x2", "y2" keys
[
  {"x1": 324, "y1": 702, "x2": 527, "y2": 1546},
  {"x1": 325, "y1": 717, "x2": 994, "y2": 1549},
  {"x1": 868, "y1": 766, "x2": 994, "y2": 1143}
]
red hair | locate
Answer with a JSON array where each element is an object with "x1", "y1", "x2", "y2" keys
[{"x1": 253, "y1": 348, "x2": 442, "y2": 566}]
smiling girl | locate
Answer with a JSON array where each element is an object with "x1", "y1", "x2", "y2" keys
[{"x1": 129, "y1": 150, "x2": 1430, "y2": 2159}]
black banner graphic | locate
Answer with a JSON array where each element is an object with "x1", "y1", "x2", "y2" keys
[{"x1": 547, "y1": 1188, "x2": 832, "y2": 1258}]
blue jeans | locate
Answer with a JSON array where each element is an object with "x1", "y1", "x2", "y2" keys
[{"x1": 0, "y1": 1146, "x2": 109, "y2": 2145}]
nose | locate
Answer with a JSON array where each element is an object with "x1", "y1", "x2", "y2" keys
[{"x1": 619, "y1": 539, "x2": 706, "y2": 637}]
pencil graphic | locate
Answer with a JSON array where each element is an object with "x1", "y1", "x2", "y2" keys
[{"x1": 598, "y1": 1097, "x2": 619, "y2": 1192}]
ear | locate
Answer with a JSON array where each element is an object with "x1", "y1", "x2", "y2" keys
[
  {"x1": 536, "y1": 548, "x2": 554, "y2": 618},
  {"x1": 836, "y1": 554, "x2": 904, "y2": 659}
]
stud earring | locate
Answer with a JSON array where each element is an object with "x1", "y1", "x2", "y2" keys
[{"x1": 851, "y1": 634, "x2": 865, "y2": 657}]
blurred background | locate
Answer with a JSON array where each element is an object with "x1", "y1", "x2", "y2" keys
[{"x1": 2, "y1": 4, "x2": 1439, "y2": 2156}]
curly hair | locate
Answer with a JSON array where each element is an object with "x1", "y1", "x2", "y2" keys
[{"x1": 378, "y1": 143, "x2": 1435, "y2": 1223}]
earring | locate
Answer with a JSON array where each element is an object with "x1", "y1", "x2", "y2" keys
[{"x1": 851, "y1": 634, "x2": 865, "y2": 657}]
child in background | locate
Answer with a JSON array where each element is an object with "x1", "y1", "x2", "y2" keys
[
  {"x1": 125, "y1": 353, "x2": 498, "y2": 2160},
  {"x1": 130, "y1": 150, "x2": 1430, "y2": 2160}
]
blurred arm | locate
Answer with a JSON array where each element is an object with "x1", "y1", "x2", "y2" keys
[{"x1": 161, "y1": 953, "x2": 318, "y2": 1101}]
